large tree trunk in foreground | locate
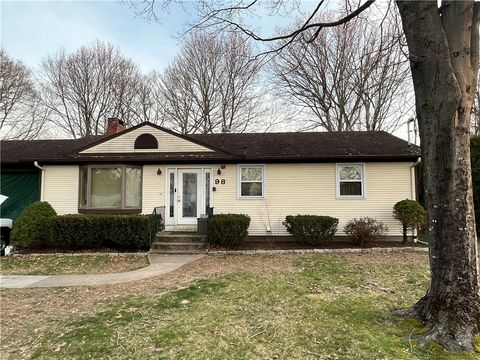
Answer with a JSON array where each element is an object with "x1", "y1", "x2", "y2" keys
[{"x1": 396, "y1": 0, "x2": 480, "y2": 351}]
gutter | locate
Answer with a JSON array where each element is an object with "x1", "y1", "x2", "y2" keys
[
  {"x1": 12, "y1": 153, "x2": 421, "y2": 165},
  {"x1": 34, "y1": 161, "x2": 45, "y2": 202}
]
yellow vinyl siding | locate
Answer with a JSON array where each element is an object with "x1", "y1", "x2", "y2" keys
[
  {"x1": 41, "y1": 165, "x2": 79, "y2": 214},
  {"x1": 211, "y1": 162, "x2": 412, "y2": 236},
  {"x1": 40, "y1": 162, "x2": 413, "y2": 237},
  {"x1": 142, "y1": 165, "x2": 166, "y2": 214},
  {"x1": 80, "y1": 126, "x2": 214, "y2": 154},
  {"x1": 41, "y1": 165, "x2": 166, "y2": 215}
]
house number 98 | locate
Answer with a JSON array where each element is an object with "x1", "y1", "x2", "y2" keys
[{"x1": 215, "y1": 179, "x2": 226, "y2": 185}]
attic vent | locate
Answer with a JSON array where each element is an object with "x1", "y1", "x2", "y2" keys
[{"x1": 134, "y1": 133, "x2": 158, "y2": 149}]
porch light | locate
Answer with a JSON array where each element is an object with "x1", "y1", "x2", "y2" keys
[
  {"x1": 157, "y1": 169, "x2": 162, "y2": 175},
  {"x1": 217, "y1": 168, "x2": 222, "y2": 175}
]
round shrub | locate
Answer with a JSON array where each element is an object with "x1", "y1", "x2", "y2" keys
[
  {"x1": 344, "y1": 217, "x2": 388, "y2": 247},
  {"x1": 208, "y1": 214, "x2": 250, "y2": 248},
  {"x1": 283, "y1": 215, "x2": 338, "y2": 245},
  {"x1": 393, "y1": 199, "x2": 426, "y2": 243},
  {"x1": 11, "y1": 201, "x2": 57, "y2": 248}
]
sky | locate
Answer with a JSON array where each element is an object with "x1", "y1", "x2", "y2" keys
[
  {"x1": 1, "y1": 0, "x2": 414, "y2": 141},
  {"x1": 1, "y1": 0, "x2": 187, "y2": 72},
  {"x1": 1, "y1": 0, "x2": 317, "y2": 72}
]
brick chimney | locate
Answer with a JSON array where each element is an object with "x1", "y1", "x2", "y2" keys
[{"x1": 106, "y1": 118, "x2": 125, "y2": 135}]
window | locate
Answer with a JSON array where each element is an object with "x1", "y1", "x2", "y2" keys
[
  {"x1": 168, "y1": 171, "x2": 175, "y2": 218},
  {"x1": 79, "y1": 165, "x2": 142, "y2": 211},
  {"x1": 134, "y1": 133, "x2": 158, "y2": 149},
  {"x1": 337, "y1": 164, "x2": 365, "y2": 198},
  {"x1": 238, "y1": 165, "x2": 265, "y2": 198},
  {"x1": 205, "y1": 170, "x2": 211, "y2": 213}
]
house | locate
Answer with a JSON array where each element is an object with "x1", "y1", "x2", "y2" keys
[{"x1": 0, "y1": 118, "x2": 421, "y2": 240}]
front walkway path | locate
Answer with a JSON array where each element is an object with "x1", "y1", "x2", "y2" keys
[{"x1": 0, "y1": 254, "x2": 204, "y2": 289}]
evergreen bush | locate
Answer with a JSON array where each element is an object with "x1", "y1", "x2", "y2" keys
[
  {"x1": 49, "y1": 214, "x2": 158, "y2": 250},
  {"x1": 393, "y1": 199, "x2": 426, "y2": 243},
  {"x1": 11, "y1": 201, "x2": 57, "y2": 248},
  {"x1": 208, "y1": 214, "x2": 250, "y2": 248},
  {"x1": 283, "y1": 215, "x2": 338, "y2": 245}
]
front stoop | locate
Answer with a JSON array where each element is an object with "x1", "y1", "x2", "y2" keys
[{"x1": 149, "y1": 231, "x2": 207, "y2": 254}]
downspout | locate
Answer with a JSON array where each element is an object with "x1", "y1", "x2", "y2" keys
[
  {"x1": 410, "y1": 157, "x2": 422, "y2": 241},
  {"x1": 410, "y1": 157, "x2": 421, "y2": 200},
  {"x1": 34, "y1": 161, "x2": 44, "y2": 201}
]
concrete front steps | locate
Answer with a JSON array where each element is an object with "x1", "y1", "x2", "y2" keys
[{"x1": 150, "y1": 231, "x2": 207, "y2": 254}]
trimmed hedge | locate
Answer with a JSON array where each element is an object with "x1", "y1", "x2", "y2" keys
[
  {"x1": 11, "y1": 201, "x2": 57, "y2": 248},
  {"x1": 49, "y1": 214, "x2": 159, "y2": 250},
  {"x1": 208, "y1": 214, "x2": 250, "y2": 248},
  {"x1": 393, "y1": 199, "x2": 426, "y2": 243},
  {"x1": 283, "y1": 215, "x2": 338, "y2": 245}
]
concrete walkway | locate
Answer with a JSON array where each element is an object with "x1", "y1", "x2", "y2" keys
[{"x1": 0, "y1": 254, "x2": 204, "y2": 289}]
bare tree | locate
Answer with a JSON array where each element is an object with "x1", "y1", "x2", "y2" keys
[
  {"x1": 271, "y1": 10, "x2": 411, "y2": 132},
  {"x1": 154, "y1": 66, "x2": 200, "y2": 134},
  {"x1": 110, "y1": 71, "x2": 164, "y2": 126},
  {"x1": 156, "y1": 32, "x2": 264, "y2": 134},
  {"x1": 133, "y1": 0, "x2": 480, "y2": 352},
  {"x1": 40, "y1": 41, "x2": 155, "y2": 138},
  {"x1": 217, "y1": 33, "x2": 265, "y2": 132},
  {"x1": 0, "y1": 49, "x2": 47, "y2": 139}
]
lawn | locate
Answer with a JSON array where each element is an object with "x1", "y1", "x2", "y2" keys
[
  {"x1": 0, "y1": 254, "x2": 148, "y2": 275},
  {"x1": 1, "y1": 252, "x2": 478, "y2": 359}
]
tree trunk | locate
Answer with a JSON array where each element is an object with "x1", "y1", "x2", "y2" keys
[
  {"x1": 396, "y1": 0, "x2": 480, "y2": 351},
  {"x1": 402, "y1": 224, "x2": 408, "y2": 244}
]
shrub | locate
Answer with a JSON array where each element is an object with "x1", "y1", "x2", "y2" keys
[
  {"x1": 208, "y1": 214, "x2": 250, "y2": 248},
  {"x1": 283, "y1": 215, "x2": 338, "y2": 245},
  {"x1": 393, "y1": 199, "x2": 426, "y2": 243},
  {"x1": 344, "y1": 217, "x2": 388, "y2": 247},
  {"x1": 11, "y1": 201, "x2": 57, "y2": 248},
  {"x1": 49, "y1": 214, "x2": 158, "y2": 250}
]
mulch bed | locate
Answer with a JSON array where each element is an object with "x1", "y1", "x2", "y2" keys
[
  {"x1": 209, "y1": 240, "x2": 427, "y2": 251},
  {"x1": 10, "y1": 248, "x2": 145, "y2": 255}
]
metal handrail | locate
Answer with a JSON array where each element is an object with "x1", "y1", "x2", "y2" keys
[{"x1": 150, "y1": 206, "x2": 165, "y2": 247}]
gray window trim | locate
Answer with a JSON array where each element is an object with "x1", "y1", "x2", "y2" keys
[{"x1": 79, "y1": 164, "x2": 143, "y2": 210}]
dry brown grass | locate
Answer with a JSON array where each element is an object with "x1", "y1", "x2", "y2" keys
[
  {"x1": 1, "y1": 252, "x2": 431, "y2": 359},
  {"x1": 0, "y1": 254, "x2": 148, "y2": 275}
]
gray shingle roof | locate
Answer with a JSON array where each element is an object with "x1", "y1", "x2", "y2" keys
[{"x1": 1, "y1": 123, "x2": 420, "y2": 165}]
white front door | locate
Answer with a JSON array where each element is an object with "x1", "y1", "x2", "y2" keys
[{"x1": 178, "y1": 169, "x2": 202, "y2": 225}]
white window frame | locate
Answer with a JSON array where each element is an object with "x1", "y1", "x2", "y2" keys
[
  {"x1": 237, "y1": 164, "x2": 266, "y2": 199},
  {"x1": 336, "y1": 163, "x2": 366, "y2": 199}
]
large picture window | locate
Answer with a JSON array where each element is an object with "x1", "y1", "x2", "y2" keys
[
  {"x1": 336, "y1": 164, "x2": 365, "y2": 198},
  {"x1": 238, "y1": 165, "x2": 265, "y2": 198},
  {"x1": 79, "y1": 165, "x2": 142, "y2": 211}
]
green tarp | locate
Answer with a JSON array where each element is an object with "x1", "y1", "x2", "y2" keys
[{"x1": 0, "y1": 173, "x2": 40, "y2": 220}]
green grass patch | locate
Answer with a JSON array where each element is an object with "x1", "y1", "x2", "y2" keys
[
  {"x1": 10, "y1": 254, "x2": 480, "y2": 359},
  {"x1": 0, "y1": 255, "x2": 148, "y2": 275}
]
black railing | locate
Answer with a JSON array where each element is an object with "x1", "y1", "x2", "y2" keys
[
  {"x1": 150, "y1": 206, "x2": 165, "y2": 247},
  {"x1": 198, "y1": 207, "x2": 214, "y2": 237},
  {"x1": 206, "y1": 206, "x2": 214, "y2": 217}
]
